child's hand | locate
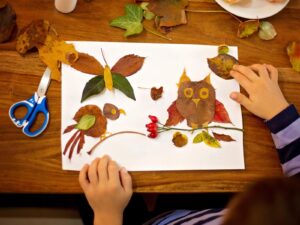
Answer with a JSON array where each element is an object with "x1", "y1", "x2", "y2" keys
[
  {"x1": 230, "y1": 64, "x2": 289, "y2": 120},
  {"x1": 79, "y1": 156, "x2": 132, "y2": 225}
]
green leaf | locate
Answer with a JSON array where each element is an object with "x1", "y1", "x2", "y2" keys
[
  {"x1": 112, "y1": 73, "x2": 136, "y2": 100},
  {"x1": 110, "y1": 4, "x2": 144, "y2": 37},
  {"x1": 76, "y1": 114, "x2": 96, "y2": 130},
  {"x1": 193, "y1": 132, "x2": 203, "y2": 144},
  {"x1": 237, "y1": 20, "x2": 259, "y2": 39},
  {"x1": 218, "y1": 45, "x2": 229, "y2": 55},
  {"x1": 202, "y1": 131, "x2": 221, "y2": 148},
  {"x1": 81, "y1": 76, "x2": 105, "y2": 102}
]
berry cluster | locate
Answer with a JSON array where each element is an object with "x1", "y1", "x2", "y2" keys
[{"x1": 146, "y1": 115, "x2": 159, "y2": 138}]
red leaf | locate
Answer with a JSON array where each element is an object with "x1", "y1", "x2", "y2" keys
[
  {"x1": 111, "y1": 54, "x2": 145, "y2": 77},
  {"x1": 165, "y1": 100, "x2": 184, "y2": 126},
  {"x1": 71, "y1": 52, "x2": 104, "y2": 75},
  {"x1": 213, "y1": 99, "x2": 232, "y2": 123},
  {"x1": 77, "y1": 131, "x2": 85, "y2": 154},
  {"x1": 212, "y1": 132, "x2": 236, "y2": 142},
  {"x1": 63, "y1": 130, "x2": 80, "y2": 155},
  {"x1": 69, "y1": 130, "x2": 82, "y2": 160},
  {"x1": 63, "y1": 124, "x2": 76, "y2": 134}
]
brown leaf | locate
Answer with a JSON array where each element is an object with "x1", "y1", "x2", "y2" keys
[
  {"x1": 287, "y1": 41, "x2": 300, "y2": 72},
  {"x1": 148, "y1": 0, "x2": 188, "y2": 27},
  {"x1": 16, "y1": 20, "x2": 52, "y2": 54},
  {"x1": 151, "y1": 86, "x2": 163, "y2": 100},
  {"x1": 63, "y1": 124, "x2": 76, "y2": 134},
  {"x1": 111, "y1": 54, "x2": 145, "y2": 77},
  {"x1": 212, "y1": 132, "x2": 236, "y2": 142},
  {"x1": 63, "y1": 130, "x2": 80, "y2": 155},
  {"x1": 237, "y1": 20, "x2": 260, "y2": 39},
  {"x1": 103, "y1": 103, "x2": 120, "y2": 120},
  {"x1": 71, "y1": 52, "x2": 104, "y2": 75},
  {"x1": 0, "y1": 2, "x2": 17, "y2": 43},
  {"x1": 213, "y1": 99, "x2": 232, "y2": 124},
  {"x1": 207, "y1": 54, "x2": 239, "y2": 80},
  {"x1": 165, "y1": 100, "x2": 185, "y2": 126},
  {"x1": 69, "y1": 130, "x2": 82, "y2": 159},
  {"x1": 172, "y1": 132, "x2": 188, "y2": 147},
  {"x1": 77, "y1": 132, "x2": 85, "y2": 154}
]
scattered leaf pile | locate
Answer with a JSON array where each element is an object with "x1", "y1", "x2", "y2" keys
[{"x1": 0, "y1": 1, "x2": 17, "y2": 43}]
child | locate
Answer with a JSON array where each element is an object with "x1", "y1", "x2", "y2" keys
[{"x1": 78, "y1": 64, "x2": 300, "y2": 225}]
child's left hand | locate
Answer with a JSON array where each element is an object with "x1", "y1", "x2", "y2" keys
[{"x1": 79, "y1": 156, "x2": 132, "y2": 225}]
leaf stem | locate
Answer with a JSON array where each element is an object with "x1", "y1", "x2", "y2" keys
[
  {"x1": 87, "y1": 131, "x2": 146, "y2": 155},
  {"x1": 101, "y1": 48, "x2": 109, "y2": 65},
  {"x1": 185, "y1": 9, "x2": 227, "y2": 13},
  {"x1": 144, "y1": 26, "x2": 172, "y2": 41}
]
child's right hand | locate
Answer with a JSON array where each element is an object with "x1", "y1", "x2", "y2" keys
[{"x1": 230, "y1": 64, "x2": 289, "y2": 120}]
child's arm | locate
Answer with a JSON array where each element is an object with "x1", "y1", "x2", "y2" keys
[
  {"x1": 230, "y1": 64, "x2": 300, "y2": 177},
  {"x1": 79, "y1": 156, "x2": 132, "y2": 225}
]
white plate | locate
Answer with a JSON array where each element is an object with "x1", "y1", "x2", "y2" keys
[{"x1": 215, "y1": 0, "x2": 290, "y2": 19}]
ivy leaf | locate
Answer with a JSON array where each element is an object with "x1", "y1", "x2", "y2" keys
[
  {"x1": 112, "y1": 73, "x2": 136, "y2": 100},
  {"x1": 287, "y1": 41, "x2": 300, "y2": 72},
  {"x1": 0, "y1": 1, "x2": 17, "y2": 43},
  {"x1": 151, "y1": 86, "x2": 163, "y2": 100},
  {"x1": 207, "y1": 54, "x2": 239, "y2": 80},
  {"x1": 111, "y1": 54, "x2": 145, "y2": 77},
  {"x1": 140, "y1": 2, "x2": 155, "y2": 20},
  {"x1": 237, "y1": 20, "x2": 260, "y2": 38},
  {"x1": 76, "y1": 114, "x2": 96, "y2": 131},
  {"x1": 212, "y1": 132, "x2": 236, "y2": 142},
  {"x1": 193, "y1": 132, "x2": 203, "y2": 144},
  {"x1": 81, "y1": 76, "x2": 105, "y2": 102},
  {"x1": 213, "y1": 99, "x2": 232, "y2": 124},
  {"x1": 71, "y1": 52, "x2": 104, "y2": 75},
  {"x1": 202, "y1": 131, "x2": 221, "y2": 148},
  {"x1": 172, "y1": 132, "x2": 188, "y2": 147},
  {"x1": 165, "y1": 100, "x2": 185, "y2": 126},
  {"x1": 110, "y1": 4, "x2": 144, "y2": 37}
]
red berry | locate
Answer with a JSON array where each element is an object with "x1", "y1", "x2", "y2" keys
[
  {"x1": 147, "y1": 125, "x2": 157, "y2": 132},
  {"x1": 148, "y1": 115, "x2": 158, "y2": 123},
  {"x1": 146, "y1": 122, "x2": 156, "y2": 129},
  {"x1": 148, "y1": 132, "x2": 158, "y2": 138}
]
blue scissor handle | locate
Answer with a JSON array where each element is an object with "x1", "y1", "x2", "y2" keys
[
  {"x1": 9, "y1": 93, "x2": 38, "y2": 128},
  {"x1": 22, "y1": 96, "x2": 49, "y2": 137}
]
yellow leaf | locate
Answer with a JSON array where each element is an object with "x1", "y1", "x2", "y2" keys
[
  {"x1": 204, "y1": 73, "x2": 211, "y2": 84},
  {"x1": 38, "y1": 34, "x2": 78, "y2": 81},
  {"x1": 202, "y1": 131, "x2": 221, "y2": 148},
  {"x1": 119, "y1": 109, "x2": 126, "y2": 115},
  {"x1": 177, "y1": 68, "x2": 191, "y2": 87},
  {"x1": 104, "y1": 65, "x2": 113, "y2": 91}
]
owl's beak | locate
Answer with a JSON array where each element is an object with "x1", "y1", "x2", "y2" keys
[{"x1": 192, "y1": 98, "x2": 200, "y2": 107}]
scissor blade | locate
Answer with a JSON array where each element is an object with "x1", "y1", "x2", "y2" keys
[{"x1": 37, "y1": 68, "x2": 51, "y2": 97}]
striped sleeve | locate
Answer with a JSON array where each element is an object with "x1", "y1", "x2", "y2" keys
[{"x1": 265, "y1": 104, "x2": 300, "y2": 177}]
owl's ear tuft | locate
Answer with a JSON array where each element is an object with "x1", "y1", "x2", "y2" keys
[
  {"x1": 177, "y1": 68, "x2": 191, "y2": 87},
  {"x1": 203, "y1": 73, "x2": 211, "y2": 84}
]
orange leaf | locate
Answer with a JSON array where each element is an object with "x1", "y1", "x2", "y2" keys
[
  {"x1": 212, "y1": 132, "x2": 236, "y2": 142},
  {"x1": 213, "y1": 99, "x2": 232, "y2": 123},
  {"x1": 151, "y1": 86, "x2": 163, "y2": 100},
  {"x1": 287, "y1": 41, "x2": 300, "y2": 72},
  {"x1": 71, "y1": 52, "x2": 104, "y2": 75},
  {"x1": 172, "y1": 132, "x2": 188, "y2": 147},
  {"x1": 111, "y1": 54, "x2": 145, "y2": 77},
  {"x1": 165, "y1": 100, "x2": 185, "y2": 126}
]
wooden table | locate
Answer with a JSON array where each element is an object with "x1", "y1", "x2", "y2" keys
[{"x1": 0, "y1": 0, "x2": 299, "y2": 193}]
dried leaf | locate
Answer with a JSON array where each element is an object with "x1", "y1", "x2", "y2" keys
[
  {"x1": 0, "y1": 2, "x2": 16, "y2": 43},
  {"x1": 103, "y1": 103, "x2": 120, "y2": 120},
  {"x1": 207, "y1": 54, "x2": 239, "y2": 80},
  {"x1": 63, "y1": 124, "x2": 76, "y2": 134},
  {"x1": 213, "y1": 99, "x2": 232, "y2": 124},
  {"x1": 71, "y1": 52, "x2": 104, "y2": 75},
  {"x1": 148, "y1": 0, "x2": 188, "y2": 27},
  {"x1": 111, "y1": 54, "x2": 145, "y2": 77},
  {"x1": 63, "y1": 130, "x2": 80, "y2": 155},
  {"x1": 172, "y1": 132, "x2": 188, "y2": 147},
  {"x1": 110, "y1": 4, "x2": 144, "y2": 37},
  {"x1": 287, "y1": 41, "x2": 300, "y2": 72},
  {"x1": 177, "y1": 68, "x2": 190, "y2": 87},
  {"x1": 104, "y1": 65, "x2": 113, "y2": 90},
  {"x1": 212, "y1": 132, "x2": 236, "y2": 142},
  {"x1": 238, "y1": 20, "x2": 260, "y2": 38},
  {"x1": 258, "y1": 21, "x2": 277, "y2": 41},
  {"x1": 69, "y1": 130, "x2": 82, "y2": 159},
  {"x1": 77, "y1": 132, "x2": 85, "y2": 154},
  {"x1": 151, "y1": 86, "x2": 163, "y2": 100},
  {"x1": 218, "y1": 45, "x2": 229, "y2": 55},
  {"x1": 112, "y1": 73, "x2": 136, "y2": 100},
  {"x1": 165, "y1": 100, "x2": 185, "y2": 126},
  {"x1": 202, "y1": 131, "x2": 221, "y2": 148},
  {"x1": 75, "y1": 114, "x2": 96, "y2": 130},
  {"x1": 81, "y1": 76, "x2": 105, "y2": 103},
  {"x1": 193, "y1": 132, "x2": 203, "y2": 144},
  {"x1": 16, "y1": 20, "x2": 52, "y2": 54}
]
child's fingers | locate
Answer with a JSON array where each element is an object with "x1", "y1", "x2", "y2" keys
[
  {"x1": 108, "y1": 160, "x2": 121, "y2": 186},
  {"x1": 98, "y1": 155, "x2": 110, "y2": 183},
  {"x1": 232, "y1": 65, "x2": 258, "y2": 82},
  {"x1": 266, "y1": 64, "x2": 278, "y2": 82},
  {"x1": 249, "y1": 64, "x2": 269, "y2": 80},
  {"x1": 230, "y1": 92, "x2": 252, "y2": 110},
  {"x1": 88, "y1": 158, "x2": 100, "y2": 185},
  {"x1": 120, "y1": 167, "x2": 132, "y2": 194},
  {"x1": 79, "y1": 164, "x2": 90, "y2": 190},
  {"x1": 230, "y1": 70, "x2": 252, "y2": 93}
]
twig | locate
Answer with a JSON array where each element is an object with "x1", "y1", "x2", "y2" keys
[{"x1": 87, "y1": 131, "x2": 146, "y2": 155}]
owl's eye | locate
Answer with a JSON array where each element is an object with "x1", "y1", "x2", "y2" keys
[
  {"x1": 184, "y1": 88, "x2": 193, "y2": 98},
  {"x1": 199, "y1": 87, "x2": 209, "y2": 99}
]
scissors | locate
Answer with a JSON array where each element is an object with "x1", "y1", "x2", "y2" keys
[{"x1": 9, "y1": 68, "x2": 51, "y2": 137}]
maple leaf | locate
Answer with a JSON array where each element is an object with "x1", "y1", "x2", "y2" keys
[
  {"x1": 71, "y1": 52, "x2": 104, "y2": 75},
  {"x1": 213, "y1": 99, "x2": 232, "y2": 124},
  {"x1": 172, "y1": 132, "x2": 188, "y2": 147},
  {"x1": 110, "y1": 4, "x2": 144, "y2": 37},
  {"x1": 148, "y1": 0, "x2": 188, "y2": 27},
  {"x1": 0, "y1": 1, "x2": 16, "y2": 43},
  {"x1": 111, "y1": 54, "x2": 145, "y2": 77},
  {"x1": 237, "y1": 20, "x2": 260, "y2": 38},
  {"x1": 150, "y1": 86, "x2": 163, "y2": 100},
  {"x1": 165, "y1": 100, "x2": 185, "y2": 126},
  {"x1": 212, "y1": 132, "x2": 236, "y2": 142},
  {"x1": 287, "y1": 41, "x2": 300, "y2": 72},
  {"x1": 207, "y1": 54, "x2": 239, "y2": 80}
]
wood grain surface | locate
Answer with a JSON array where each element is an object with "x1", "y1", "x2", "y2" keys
[{"x1": 0, "y1": 0, "x2": 299, "y2": 193}]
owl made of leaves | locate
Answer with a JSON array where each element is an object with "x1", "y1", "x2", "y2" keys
[{"x1": 176, "y1": 76, "x2": 215, "y2": 128}]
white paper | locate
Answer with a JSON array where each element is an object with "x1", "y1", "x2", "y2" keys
[{"x1": 61, "y1": 41, "x2": 244, "y2": 171}]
